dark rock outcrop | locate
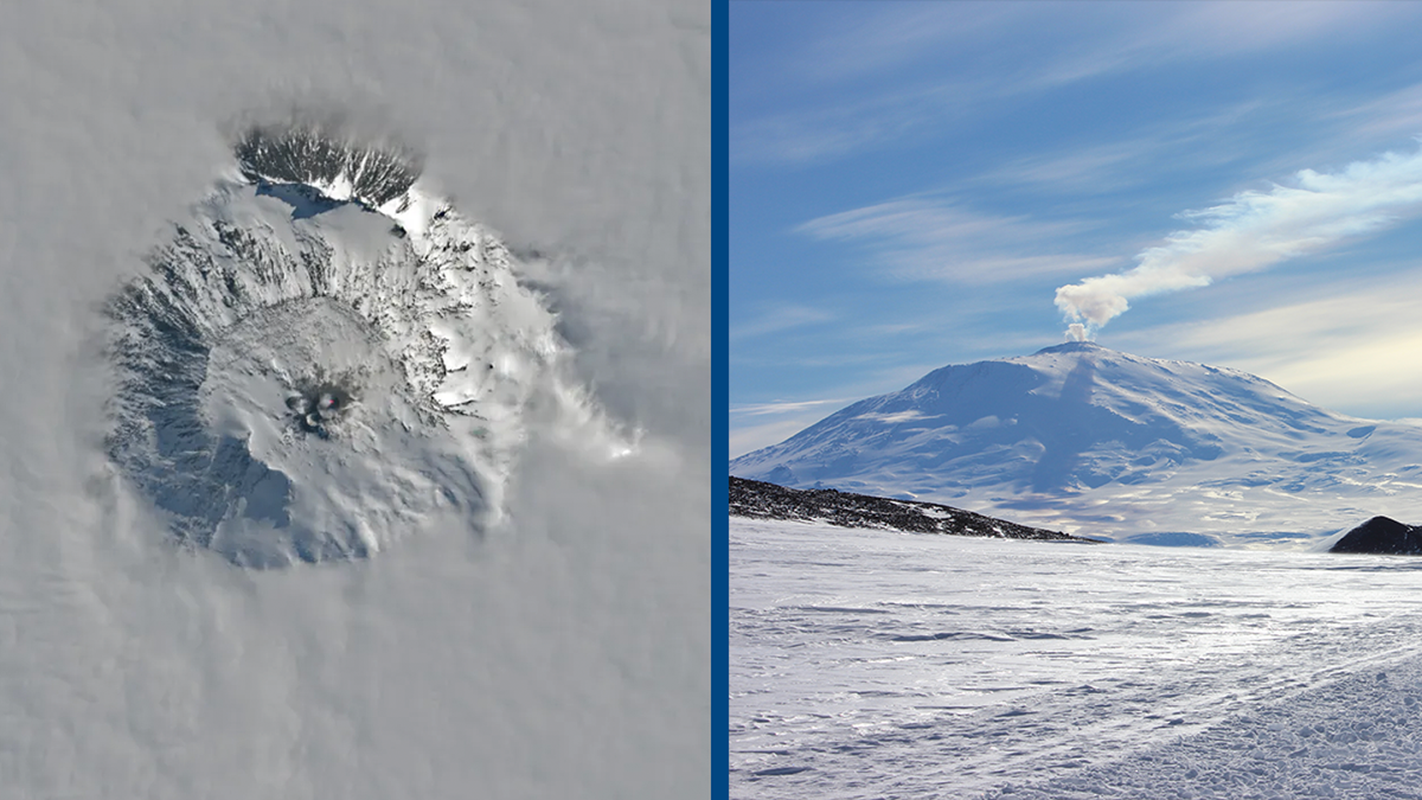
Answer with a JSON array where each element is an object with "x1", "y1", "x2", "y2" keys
[
  {"x1": 730, "y1": 476, "x2": 1101, "y2": 543},
  {"x1": 234, "y1": 122, "x2": 422, "y2": 207},
  {"x1": 1329, "y1": 516, "x2": 1422, "y2": 555}
]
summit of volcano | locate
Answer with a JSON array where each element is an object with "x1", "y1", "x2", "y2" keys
[{"x1": 731, "y1": 342, "x2": 1422, "y2": 546}]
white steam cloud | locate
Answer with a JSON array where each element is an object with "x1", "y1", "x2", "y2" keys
[{"x1": 1056, "y1": 143, "x2": 1422, "y2": 339}]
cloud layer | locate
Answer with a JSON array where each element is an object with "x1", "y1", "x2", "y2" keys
[
  {"x1": 1056, "y1": 144, "x2": 1422, "y2": 337},
  {"x1": 798, "y1": 199, "x2": 1112, "y2": 284}
]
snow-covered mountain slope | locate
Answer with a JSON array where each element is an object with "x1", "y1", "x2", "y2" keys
[
  {"x1": 731, "y1": 341, "x2": 1422, "y2": 545},
  {"x1": 107, "y1": 123, "x2": 631, "y2": 568}
]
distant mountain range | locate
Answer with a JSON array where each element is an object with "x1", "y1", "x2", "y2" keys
[{"x1": 731, "y1": 342, "x2": 1422, "y2": 547}]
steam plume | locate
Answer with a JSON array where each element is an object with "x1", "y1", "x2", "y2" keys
[{"x1": 1056, "y1": 143, "x2": 1422, "y2": 338}]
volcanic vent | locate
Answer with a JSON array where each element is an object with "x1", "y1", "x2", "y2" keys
[{"x1": 106, "y1": 120, "x2": 616, "y2": 567}]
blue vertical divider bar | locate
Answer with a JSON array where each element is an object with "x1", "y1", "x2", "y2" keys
[{"x1": 711, "y1": 0, "x2": 728, "y2": 797}]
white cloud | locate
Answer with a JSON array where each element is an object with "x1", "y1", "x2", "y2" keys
[
  {"x1": 729, "y1": 399, "x2": 854, "y2": 459},
  {"x1": 1164, "y1": 0, "x2": 1411, "y2": 56},
  {"x1": 798, "y1": 198, "x2": 1118, "y2": 283},
  {"x1": 729, "y1": 359, "x2": 973, "y2": 459},
  {"x1": 1110, "y1": 277, "x2": 1422, "y2": 419},
  {"x1": 734, "y1": 2, "x2": 1422, "y2": 165},
  {"x1": 791, "y1": 4, "x2": 1024, "y2": 83},
  {"x1": 1056, "y1": 143, "x2": 1422, "y2": 333},
  {"x1": 729, "y1": 418, "x2": 811, "y2": 461},
  {"x1": 729, "y1": 76, "x2": 989, "y2": 165},
  {"x1": 730, "y1": 304, "x2": 836, "y2": 341},
  {"x1": 1328, "y1": 81, "x2": 1422, "y2": 142},
  {"x1": 977, "y1": 99, "x2": 1271, "y2": 195},
  {"x1": 0, "y1": 1, "x2": 707, "y2": 797},
  {"x1": 732, "y1": 398, "x2": 857, "y2": 418}
]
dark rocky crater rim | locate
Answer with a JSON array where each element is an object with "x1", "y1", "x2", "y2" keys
[{"x1": 234, "y1": 122, "x2": 422, "y2": 207}]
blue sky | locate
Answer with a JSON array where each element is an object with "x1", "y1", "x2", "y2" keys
[{"x1": 730, "y1": 0, "x2": 1422, "y2": 458}]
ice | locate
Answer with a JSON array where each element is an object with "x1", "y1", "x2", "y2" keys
[
  {"x1": 0, "y1": 0, "x2": 709, "y2": 795},
  {"x1": 731, "y1": 516, "x2": 1422, "y2": 798}
]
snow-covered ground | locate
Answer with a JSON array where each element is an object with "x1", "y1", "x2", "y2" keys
[
  {"x1": 0, "y1": 2, "x2": 708, "y2": 797},
  {"x1": 731, "y1": 516, "x2": 1422, "y2": 798}
]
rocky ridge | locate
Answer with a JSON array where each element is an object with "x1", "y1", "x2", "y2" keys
[{"x1": 731, "y1": 476, "x2": 1101, "y2": 542}]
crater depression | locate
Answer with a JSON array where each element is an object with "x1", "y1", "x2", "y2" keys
[{"x1": 106, "y1": 122, "x2": 602, "y2": 567}]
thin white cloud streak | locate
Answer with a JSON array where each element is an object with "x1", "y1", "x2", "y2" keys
[
  {"x1": 977, "y1": 100, "x2": 1271, "y2": 195},
  {"x1": 729, "y1": 417, "x2": 818, "y2": 461},
  {"x1": 0, "y1": 1, "x2": 708, "y2": 796},
  {"x1": 729, "y1": 399, "x2": 855, "y2": 458},
  {"x1": 730, "y1": 76, "x2": 990, "y2": 165},
  {"x1": 735, "y1": 2, "x2": 1421, "y2": 165},
  {"x1": 798, "y1": 199, "x2": 1118, "y2": 284},
  {"x1": 791, "y1": 4, "x2": 1023, "y2": 83},
  {"x1": 1162, "y1": 1, "x2": 1410, "y2": 57},
  {"x1": 731, "y1": 304, "x2": 836, "y2": 341},
  {"x1": 732, "y1": 398, "x2": 856, "y2": 418},
  {"x1": 1329, "y1": 81, "x2": 1422, "y2": 141},
  {"x1": 983, "y1": 144, "x2": 1149, "y2": 194},
  {"x1": 1110, "y1": 279, "x2": 1422, "y2": 419},
  {"x1": 798, "y1": 1, "x2": 1402, "y2": 87},
  {"x1": 1056, "y1": 144, "x2": 1422, "y2": 335}
]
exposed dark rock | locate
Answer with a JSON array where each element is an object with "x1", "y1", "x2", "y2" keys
[
  {"x1": 730, "y1": 476, "x2": 1102, "y2": 543},
  {"x1": 234, "y1": 123, "x2": 422, "y2": 206},
  {"x1": 1329, "y1": 516, "x2": 1422, "y2": 555}
]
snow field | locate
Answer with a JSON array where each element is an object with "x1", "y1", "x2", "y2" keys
[
  {"x1": 0, "y1": 1, "x2": 709, "y2": 795},
  {"x1": 731, "y1": 516, "x2": 1422, "y2": 798},
  {"x1": 985, "y1": 657, "x2": 1422, "y2": 799}
]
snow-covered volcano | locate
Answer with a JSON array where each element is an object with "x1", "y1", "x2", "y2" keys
[
  {"x1": 731, "y1": 341, "x2": 1422, "y2": 546},
  {"x1": 107, "y1": 122, "x2": 630, "y2": 568}
]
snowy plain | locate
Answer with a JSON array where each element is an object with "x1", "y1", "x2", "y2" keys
[
  {"x1": 0, "y1": 2, "x2": 708, "y2": 797},
  {"x1": 731, "y1": 516, "x2": 1422, "y2": 799}
]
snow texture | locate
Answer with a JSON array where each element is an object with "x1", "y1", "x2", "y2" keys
[
  {"x1": 0, "y1": 1, "x2": 708, "y2": 797},
  {"x1": 732, "y1": 341, "x2": 1422, "y2": 546},
  {"x1": 732, "y1": 516, "x2": 1422, "y2": 799},
  {"x1": 982, "y1": 660, "x2": 1422, "y2": 799}
]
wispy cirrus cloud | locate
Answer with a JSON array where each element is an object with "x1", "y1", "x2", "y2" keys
[
  {"x1": 728, "y1": 398, "x2": 855, "y2": 458},
  {"x1": 732, "y1": 398, "x2": 857, "y2": 418},
  {"x1": 1055, "y1": 143, "x2": 1422, "y2": 340},
  {"x1": 1328, "y1": 81, "x2": 1422, "y2": 142},
  {"x1": 1160, "y1": 1, "x2": 1412, "y2": 58},
  {"x1": 730, "y1": 76, "x2": 991, "y2": 165},
  {"x1": 731, "y1": 304, "x2": 836, "y2": 341},
  {"x1": 734, "y1": 2, "x2": 1421, "y2": 166},
  {"x1": 797, "y1": 198, "x2": 1118, "y2": 284},
  {"x1": 788, "y1": 4, "x2": 1023, "y2": 84},
  {"x1": 1111, "y1": 276, "x2": 1422, "y2": 419},
  {"x1": 978, "y1": 100, "x2": 1274, "y2": 196}
]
